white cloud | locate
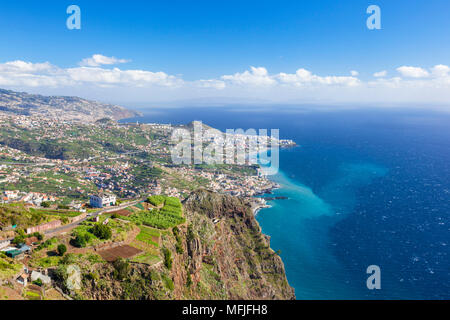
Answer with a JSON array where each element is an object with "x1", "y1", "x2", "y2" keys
[
  {"x1": 431, "y1": 64, "x2": 450, "y2": 78},
  {"x1": 373, "y1": 70, "x2": 387, "y2": 78},
  {"x1": 67, "y1": 67, "x2": 181, "y2": 87},
  {"x1": 0, "y1": 60, "x2": 55, "y2": 73},
  {"x1": 0, "y1": 59, "x2": 181, "y2": 88},
  {"x1": 196, "y1": 79, "x2": 226, "y2": 90},
  {"x1": 221, "y1": 67, "x2": 276, "y2": 86},
  {"x1": 397, "y1": 66, "x2": 430, "y2": 78},
  {"x1": 350, "y1": 70, "x2": 359, "y2": 76},
  {"x1": 0, "y1": 58, "x2": 449, "y2": 108},
  {"x1": 277, "y1": 68, "x2": 360, "y2": 87},
  {"x1": 79, "y1": 54, "x2": 130, "y2": 67}
]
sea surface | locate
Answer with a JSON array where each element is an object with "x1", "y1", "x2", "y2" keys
[{"x1": 122, "y1": 106, "x2": 450, "y2": 299}]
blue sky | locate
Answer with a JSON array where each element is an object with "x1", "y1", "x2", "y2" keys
[{"x1": 0, "y1": 0, "x2": 449, "y2": 108}]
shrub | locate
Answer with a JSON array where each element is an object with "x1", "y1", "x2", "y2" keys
[
  {"x1": 41, "y1": 201, "x2": 50, "y2": 208},
  {"x1": 173, "y1": 227, "x2": 184, "y2": 254},
  {"x1": 72, "y1": 233, "x2": 90, "y2": 248},
  {"x1": 92, "y1": 224, "x2": 112, "y2": 240},
  {"x1": 162, "y1": 273, "x2": 174, "y2": 291},
  {"x1": 61, "y1": 253, "x2": 78, "y2": 265},
  {"x1": 33, "y1": 278, "x2": 43, "y2": 287},
  {"x1": 113, "y1": 259, "x2": 130, "y2": 281},
  {"x1": 162, "y1": 248, "x2": 173, "y2": 270},
  {"x1": 186, "y1": 225, "x2": 195, "y2": 243},
  {"x1": 186, "y1": 273, "x2": 192, "y2": 287},
  {"x1": 35, "y1": 237, "x2": 57, "y2": 251},
  {"x1": 57, "y1": 244, "x2": 67, "y2": 256},
  {"x1": 32, "y1": 232, "x2": 43, "y2": 241},
  {"x1": 12, "y1": 235, "x2": 25, "y2": 246}
]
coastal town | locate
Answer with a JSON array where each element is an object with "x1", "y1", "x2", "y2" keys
[{"x1": 0, "y1": 111, "x2": 296, "y2": 300}]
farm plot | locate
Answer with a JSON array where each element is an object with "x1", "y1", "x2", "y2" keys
[
  {"x1": 110, "y1": 209, "x2": 133, "y2": 217},
  {"x1": 98, "y1": 245, "x2": 142, "y2": 262},
  {"x1": 126, "y1": 196, "x2": 185, "y2": 230}
]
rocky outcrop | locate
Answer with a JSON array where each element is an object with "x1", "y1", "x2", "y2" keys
[{"x1": 175, "y1": 189, "x2": 295, "y2": 300}]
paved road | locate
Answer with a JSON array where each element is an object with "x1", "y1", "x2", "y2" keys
[
  {"x1": 44, "y1": 199, "x2": 143, "y2": 236},
  {"x1": 1, "y1": 199, "x2": 144, "y2": 242}
]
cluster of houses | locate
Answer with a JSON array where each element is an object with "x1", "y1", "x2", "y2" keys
[
  {"x1": 1, "y1": 238, "x2": 51, "y2": 287},
  {"x1": 17, "y1": 267, "x2": 51, "y2": 287},
  {"x1": 1, "y1": 190, "x2": 58, "y2": 206},
  {"x1": 1, "y1": 244, "x2": 31, "y2": 259}
]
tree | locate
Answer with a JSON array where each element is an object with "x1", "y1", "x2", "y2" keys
[
  {"x1": 92, "y1": 224, "x2": 112, "y2": 240},
  {"x1": 32, "y1": 232, "x2": 43, "y2": 241},
  {"x1": 113, "y1": 259, "x2": 130, "y2": 281},
  {"x1": 72, "y1": 233, "x2": 89, "y2": 248},
  {"x1": 41, "y1": 201, "x2": 51, "y2": 208},
  {"x1": 12, "y1": 235, "x2": 25, "y2": 246},
  {"x1": 57, "y1": 244, "x2": 67, "y2": 256}
]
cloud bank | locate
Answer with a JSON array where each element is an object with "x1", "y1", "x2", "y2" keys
[{"x1": 0, "y1": 54, "x2": 449, "y2": 108}]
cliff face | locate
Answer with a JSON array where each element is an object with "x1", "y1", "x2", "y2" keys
[
  {"x1": 175, "y1": 189, "x2": 295, "y2": 300},
  {"x1": 67, "y1": 190, "x2": 295, "y2": 300}
]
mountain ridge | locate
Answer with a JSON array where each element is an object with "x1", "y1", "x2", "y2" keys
[{"x1": 0, "y1": 88, "x2": 141, "y2": 122}]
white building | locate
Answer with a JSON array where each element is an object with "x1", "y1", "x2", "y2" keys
[
  {"x1": 89, "y1": 193, "x2": 117, "y2": 208},
  {"x1": 31, "y1": 271, "x2": 51, "y2": 285}
]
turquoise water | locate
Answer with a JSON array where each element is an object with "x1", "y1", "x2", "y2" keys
[{"x1": 257, "y1": 159, "x2": 389, "y2": 299}]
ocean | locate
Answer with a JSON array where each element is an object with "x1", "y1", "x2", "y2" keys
[{"x1": 122, "y1": 106, "x2": 450, "y2": 300}]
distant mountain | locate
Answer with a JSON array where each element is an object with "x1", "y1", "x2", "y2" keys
[{"x1": 0, "y1": 88, "x2": 141, "y2": 122}]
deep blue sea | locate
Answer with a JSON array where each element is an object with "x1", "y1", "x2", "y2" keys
[{"x1": 122, "y1": 106, "x2": 450, "y2": 300}]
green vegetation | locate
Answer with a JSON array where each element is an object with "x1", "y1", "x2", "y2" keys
[
  {"x1": 41, "y1": 201, "x2": 50, "y2": 208},
  {"x1": 12, "y1": 234, "x2": 25, "y2": 246},
  {"x1": 161, "y1": 273, "x2": 174, "y2": 291},
  {"x1": 31, "y1": 232, "x2": 43, "y2": 241},
  {"x1": 147, "y1": 195, "x2": 165, "y2": 207},
  {"x1": 126, "y1": 196, "x2": 185, "y2": 230},
  {"x1": 24, "y1": 290, "x2": 41, "y2": 300},
  {"x1": 0, "y1": 257, "x2": 22, "y2": 281},
  {"x1": 35, "y1": 237, "x2": 58, "y2": 251},
  {"x1": 162, "y1": 247, "x2": 173, "y2": 270},
  {"x1": 32, "y1": 278, "x2": 43, "y2": 287},
  {"x1": 186, "y1": 273, "x2": 193, "y2": 287},
  {"x1": 136, "y1": 226, "x2": 160, "y2": 247},
  {"x1": 72, "y1": 231, "x2": 92, "y2": 248},
  {"x1": 92, "y1": 224, "x2": 112, "y2": 240},
  {"x1": 31, "y1": 256, "x2": 61, "y2": 268},
  {"x1": 131, "y1": 253, "x2": 160, "y2": 265},
  {"x1": 173, "y1": 227, "x2": 184, "y2": 254},
  {"x1": 57, "y1": 244, "x2": 67, "y2": 256},
  {"x1": 113, "y1": 259, "x2": 130, "y2": 281}
]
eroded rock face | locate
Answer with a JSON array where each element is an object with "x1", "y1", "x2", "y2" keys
[
  {"x1": 181, "y1": 189, "x2": 295, "y2": 300},
  {"x1": 187, "y1": 236, "x2": 203, "y2": 273}
]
